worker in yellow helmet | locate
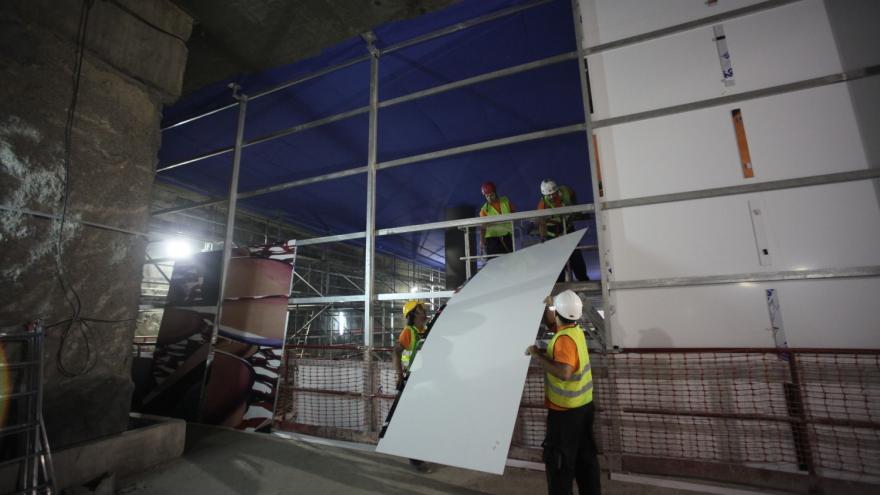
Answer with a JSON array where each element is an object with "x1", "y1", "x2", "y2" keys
[
  {"x1": 394, "y1": 300, "x2": 428, "y2": 386},
  {"x1": 526, "y1": 290, "x2": 600, "y2": 494},
  {"x1": 392, "y1": 299, "x2": 431, "y2": 473}
]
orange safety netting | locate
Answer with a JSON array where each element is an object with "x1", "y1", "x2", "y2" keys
[{"x1": 274, "y1": 346, "x2": 880, "y2": 484}]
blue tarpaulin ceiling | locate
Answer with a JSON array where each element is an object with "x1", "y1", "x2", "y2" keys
[{"x1": 157, "y1": 0, "x2": 598, "y2": 276}]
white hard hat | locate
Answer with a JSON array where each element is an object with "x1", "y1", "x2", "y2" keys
[
  {"x1": 540, "y1": 179, "x2": 558, "y2": 196},
  {"x1": 553, "y1": 290, "x2": 583, "y2": 320}
]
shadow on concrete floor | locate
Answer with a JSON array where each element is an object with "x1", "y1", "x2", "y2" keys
[{"x1": 117, "y1": 424, "x2": 712, "y2": 495}]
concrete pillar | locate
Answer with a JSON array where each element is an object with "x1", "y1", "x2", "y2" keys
[{"x1": 0, "y1": 0, "x2": 192, "y2": 448}]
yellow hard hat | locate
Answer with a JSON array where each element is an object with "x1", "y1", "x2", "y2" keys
[{"x1": 402, "y1": 300, "x2": 424, "y2": 318}]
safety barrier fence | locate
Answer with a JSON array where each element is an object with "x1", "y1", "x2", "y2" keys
[{"x1": 273, "y1": 345, "x2": 880, "y2": 492}]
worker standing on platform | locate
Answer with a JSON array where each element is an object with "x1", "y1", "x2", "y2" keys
[
  {"x1": 479, "y1": 181, "x2": 516, "y2": 256},
  {"x1": 527, "y1": 290, "x2": 601, "y2": 495},
  {"x1": 392, "y1": 300, "x2": 432, "y2": 473},
  {"x1": 537, "y1": 179, "x2": 589, "y2": 281}
]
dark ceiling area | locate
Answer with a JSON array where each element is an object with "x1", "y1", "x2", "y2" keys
[{"x1": 171, "y1": 0, "x2": 457, "y2": 95}]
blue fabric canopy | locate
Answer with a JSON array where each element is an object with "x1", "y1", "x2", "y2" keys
[{"x1": 157, "y1": 0, "x2": 598, "y2": 276}]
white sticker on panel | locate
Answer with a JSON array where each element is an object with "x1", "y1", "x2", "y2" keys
[
  {"x1": 376, "y1": 230, "x2": 586, "y2": 474},
  {"x1": 748, "y1": 198, "x2": 773, "y2": 266}
]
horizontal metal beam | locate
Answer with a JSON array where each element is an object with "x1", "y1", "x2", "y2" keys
[
  {"x1": 293, "y1": 231, "x2": 367, "y2": 247},
  {"x1": 377, "y1": 123, "x2": 586, "y2": 170},
  {"x1": 377, "y1": 291, "x2": 454, "y2": 301},
  {"x1": 0, "y1": 204, "x2": 148, "y2": 237},
  {"x1": 584, "y1": 0, "x2": 803, "y2": 56},
  {"x1": 245, "y1": 105, "x2": 370, "y2": 148},
  {"x1": 610, "y1": 265, "x2": 880, "y2": 290},
  {"x1": 380, "y1": 0, "x2": 553, "y2": 54},
  {"x1": 238, "y1": 166, "x2": 369, "y2": 201},
  {"x1": 285, "y1": 204, "x2": 594, "y2": 247},
  {"x1": 159, "y1": 0, "x2": 551, "y2": 134},
  {"x1": 250, "y1": 55, "x2": 372, "y2": 101},
  {"x1": 377, "y1": 203, "x2": 594, "y2": 236},
  {"x1": 290, "y1": 295, "x2": 366, "y2": 305},
  {"x1": 379, "y1": 51, "x2": 578, "y2": 109},
  {"x1": 592, "y1": 65, "x2": 880, "y2": 129},
  {"x1": 603, "y1": 168, "x2": 880, "y2": 210}
]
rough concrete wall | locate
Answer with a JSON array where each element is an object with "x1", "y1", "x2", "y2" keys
[{"x1": 0, "y1": 0, "x2": 190, "y2": 448}]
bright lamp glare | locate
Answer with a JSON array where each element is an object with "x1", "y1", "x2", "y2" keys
[
  {"x1": 165, "y1": 240, "x2": 192, "y2": 259},
  {"x1": 338, "y1": 314, "x2": 347, "y2": 336},
  {"x1": 410, "y1": 286, "x2": 419, "y2": 293}
]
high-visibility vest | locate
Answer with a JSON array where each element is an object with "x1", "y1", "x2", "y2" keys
[
  {"x1": 542, "y1": 186, "x2": 573, "y2": 237},
  {"x1": 480, "y1": 196, "x2": 513, "y2": 238},
  {"x1": 400, "y1": 325, "x2": 426, "y2": 371},
  {"x1": 544, "y1": 324, "x2": 593, "y2": 409}
]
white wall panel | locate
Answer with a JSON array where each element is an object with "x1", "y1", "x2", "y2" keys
[
  {"x1": 376, "y1": 231, "x2": 585, "y2": 474},
  {"x1": 606, "y1": 181, "x2": 880, "y2": 281},
  {"x1": 597, "y1": 83, "x2": 870, "y2": 200},
  {"x1": 588, "y1": 0, "x2": 842, "y2": 119},
  {"x1": 579, "y1": 0, "x2": 764, "y2": 47},
  {"x1": 610, "y1": 278, "x2": 880, "y2": 348}
]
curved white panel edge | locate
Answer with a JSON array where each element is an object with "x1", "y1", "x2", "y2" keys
[{"x1": 376, "y1": 230, "x2": 587, "y2": 474}]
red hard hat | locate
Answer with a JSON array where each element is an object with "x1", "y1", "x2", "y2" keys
[{"x1": 481, "y1": 182, "x2": 496, "y2": 195}]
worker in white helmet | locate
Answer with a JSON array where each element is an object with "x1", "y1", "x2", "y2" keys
[
  {"x1": 537, "y1": 179, "x2": 589, "y2": 281},
  {"x1": 392, "y1": 300, "x2": 433, "y2": 473},
  {"x1": 526, "y1": 290, "x2": 600, "y2": 495}
]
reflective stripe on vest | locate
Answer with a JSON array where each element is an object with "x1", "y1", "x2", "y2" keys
[
  {"x1": 544, "y1": 324, "x2": 593, "y2": 408},
  {"x1": 480, "y1": 196, "x2": 513, "y2": 238},
  {"x1": 542, "y1": 187, "x2": 573, "y2": 238},
  {"x1": 400, "y1": 325, "x2": 425, "y2": 371}
]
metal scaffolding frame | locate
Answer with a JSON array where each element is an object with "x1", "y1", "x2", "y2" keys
[{"x1": 154, "y1": 0, "x2": 880, "y2": 351}]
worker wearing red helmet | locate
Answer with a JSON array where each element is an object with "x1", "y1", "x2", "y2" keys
[{"x1": 478, "y1": 181, "x2": 516, "y2": 256}]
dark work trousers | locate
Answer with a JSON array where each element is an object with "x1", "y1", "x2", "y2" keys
[
  {"x1": 556, "y1": 250, "x2": 589, "y2": 282},
  {"x1": 543, "y1": 402, "x2": 601, "y2": 495},
  {"x1": 485, "y1": 234, "x2": 513, "y2": 256}
]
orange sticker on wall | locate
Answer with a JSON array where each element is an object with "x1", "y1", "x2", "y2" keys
[{"x1": 731, "y1": 108, "x2": 754, "y2": 178}]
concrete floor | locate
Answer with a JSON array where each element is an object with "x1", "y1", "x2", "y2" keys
[{"x1": 116, "y1": 425, "x2": 744, "y2": 495}]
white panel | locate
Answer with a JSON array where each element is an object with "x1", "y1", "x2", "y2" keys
[
  {"x1": 588, "y1": 0, "x2": 842, "y2": 119},
  {"x1": 597, "y1": 83, "x2": 870, "y2": 200},
  {"x1": 606, "y1": 181, "x2": 880, "y2": 280},
  {"x1": 610, "y1": 278, "x2": 880, "y2": 348},
  {"x1": 579, "y1": 0, "x2": 764, "y2": 47},
  {"x1": 376, "y1": 231, "x2": 585, "y2": 474}
]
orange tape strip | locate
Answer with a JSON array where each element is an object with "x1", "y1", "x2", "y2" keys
[{"x1": 731, "y1": 108, "x2": 754, "y2": 178}]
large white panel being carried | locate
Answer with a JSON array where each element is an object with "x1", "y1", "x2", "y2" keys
[
  {"x1": 587, "y1": 0, "x2": 842, "y2": 119},
  {"x1": 610, "y1": 278, "x2": 880, "y2": 349},
  {"x1": 597, "y1": 82, "x2": 870, "y2": 201},
  {"x1": 376, "y1": 231, "x2": 585, "y2": 474}
]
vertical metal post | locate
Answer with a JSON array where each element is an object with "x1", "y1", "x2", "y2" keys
[
  {"x1": 571, "y1": 0, "x2": 623, "y2": 476},
  {"x1": 199, "y1": 89, "x2": 247, "y2": 420},
  {"x1": 463, "y1": 226, "x2": 472, "y2": 279},
  {"x1": 570, "y1": 0, "x2": 612, "y2": 348},
  {"x1": 363, "y1": 34, "x2": 380, "y2": 434}
]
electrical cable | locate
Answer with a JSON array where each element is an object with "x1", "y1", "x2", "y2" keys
[
  {"x1": 103, "y1": 0, "x2": 188, "y2": 45},
  {"x1": 54, "y1": 0, "x2": 95, "y2": 378}
]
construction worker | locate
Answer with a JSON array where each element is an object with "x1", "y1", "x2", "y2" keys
[
  {"x1": 526, "y1": 290, "x2": 601, "y2": 495},
  {"x1": 392, "y1": 300, "x2": 432, "y2": 473},
  {"x1": 478, "y1": 181, "x2": 516, "y2": 256},
  {"x1": 537, "y1": 179, "x2": 589, "y2": 281}
]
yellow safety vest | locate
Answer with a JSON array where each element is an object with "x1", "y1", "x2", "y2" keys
[
  {"x1": 545, "y1": 324, "x2": 593, "y2": 409},
  {"x1": 480, "y1": 196, "x2": 513, "y2": 238},
  {"x1": 542, "y1": 186, "x2": 573, "y2": 238},
  {"x1": 400, "y1": 325, "x2": 426, "y2": 371}
]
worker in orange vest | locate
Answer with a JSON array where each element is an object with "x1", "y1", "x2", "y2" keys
[
  {"x1": 479, "y1": 181, "x2": 516, "y2": 256},
  {"x1": 537, "y1": 179, "x2": 589, "y2": 281}
]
